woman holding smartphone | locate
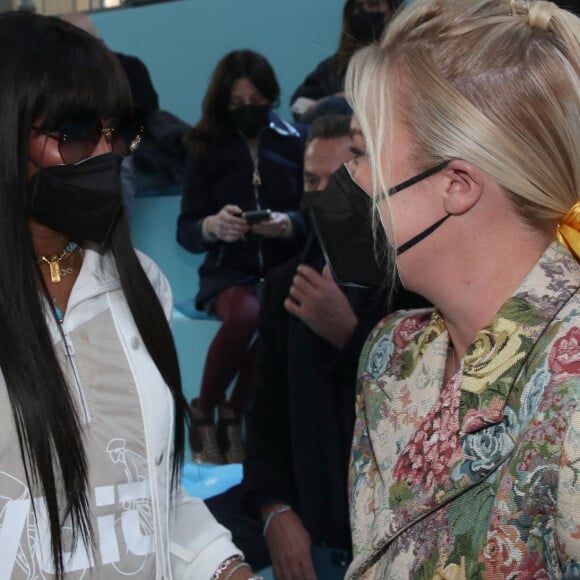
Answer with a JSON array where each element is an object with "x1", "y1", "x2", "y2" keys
[{"x1": 178, "y1": 50, "x2": 307, "y2": 464}]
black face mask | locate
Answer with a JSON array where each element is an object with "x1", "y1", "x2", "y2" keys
[
  {"x1": 26, "y1": 152, "x2": 124, "y2": 245},
  {"x1": 309, "y1": 164, "x2": 389, "y2": 288},
  {"x1": 351, "y1": 10, "x2": 387, "y2": 44},
  {"x1": 228, "y1": 104, "x2": 270, "y2": 139},
  {"x1": 300, "y1": 190, "x2": 323, "y2": 214}
]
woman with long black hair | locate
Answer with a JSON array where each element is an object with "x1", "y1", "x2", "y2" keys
[
  {"x1": 178, "y1": 50, "x2": 306, "y2": 465},
  {"x1": 0, "y1": 12, "x2": 260, "y2": 580}
]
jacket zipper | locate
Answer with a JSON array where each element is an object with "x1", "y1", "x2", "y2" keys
[
  {"x1": 214, "y1": 245, "x2": 225, "y2": 268},
  {"x1": 252, "y1": 158, "x2": 265, "y2": 275},
  {"x1": 63, "y1": 334, "x2": 91, "y2": 424}
]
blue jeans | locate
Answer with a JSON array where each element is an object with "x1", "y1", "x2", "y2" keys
[{"x1": 311, "y1": 544, "x2": 349, "y2": 579}]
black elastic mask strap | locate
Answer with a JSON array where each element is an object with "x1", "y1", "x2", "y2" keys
[
  {"x1": 396, "y1": 213, "x2": 451, "y2": 255},
  {"x1": 27, "y1": 136, "x2": 50, "y2": 202},
  {"x1": 387, "y1": 160, "x2": 450, "y2": 197}
]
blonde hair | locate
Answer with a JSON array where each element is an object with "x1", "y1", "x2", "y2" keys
[{"x1": 346, "y1": 0, "x2": 580, "y2": 264}]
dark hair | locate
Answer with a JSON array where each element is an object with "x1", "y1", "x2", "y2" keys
[
  {"x1": 306, "y1": 114, "x2": 352, "y2": 145},
  {"x1": 337, "y1": 0, "x2": 402, "y2": 74},
  {"x1": 0, "y1": 12, "x2": 187, "y2": 576},
  {"x1": 184, "y1": 49, "x2": 280, "y2": 157}
]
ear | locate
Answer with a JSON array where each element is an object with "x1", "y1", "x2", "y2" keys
[{"x1": 441, "y1": 160, "x2": 485, "y2": 216}]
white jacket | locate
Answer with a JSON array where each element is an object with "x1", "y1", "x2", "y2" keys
[{"x1": 0, "y1": 246, "x2": 241, "y2": 579}]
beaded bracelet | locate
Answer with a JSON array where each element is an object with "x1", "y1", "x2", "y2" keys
[
  {"x1": 211, "y1": 556, "x2": 264, "y2": 580},
  {"x1": 224, "y1": 562, "x2": 250, "y2": 580},
  {"x1": 211, "y1": 555, "x2": 243, "y2": 580},
  {"x1": 262, "y1": 504, "x2": 292, "y2": 537}
]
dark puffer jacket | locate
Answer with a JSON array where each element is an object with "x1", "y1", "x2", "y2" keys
[{"x1": 177, "y1": 113, "x2": 307, "y2": 309}]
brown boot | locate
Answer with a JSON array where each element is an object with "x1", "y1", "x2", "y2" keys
[
  {"x1": 190, "y1": 399, "x2": 224, "y2": 465},
  {"x1": 218, "y1": 401, "x2": 245, "y2": 464}
]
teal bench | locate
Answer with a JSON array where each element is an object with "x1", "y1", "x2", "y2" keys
[
  {"x1": 131, "y1": 194, "x2": 275, "y2": 580},
  {"x1": 130, "y1": 194, "x2": 220, "y2": 405}
]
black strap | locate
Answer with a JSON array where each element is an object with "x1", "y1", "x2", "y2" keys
[
  {"x1": 396, "y1": 213, "x2": 451, "y2": 255},
  {"x1": 388, "y1": 161, "x2": 450, "y2": 197}
]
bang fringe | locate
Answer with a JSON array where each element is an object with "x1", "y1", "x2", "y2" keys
[{"x1": 35, "y1": 45, "x2": 131, "y2": 129}]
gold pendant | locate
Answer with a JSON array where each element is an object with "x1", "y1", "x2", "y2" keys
[{"x1": 49, "y1": 261, "x2": 61, "y2": 283}]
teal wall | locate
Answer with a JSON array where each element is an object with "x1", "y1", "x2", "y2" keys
[
  {"x1": 97, "y1": 0, "x2": 340, "y2": 415},
  {"x1": 92, "y1": 0, "x2": 343, "y2": 125}
]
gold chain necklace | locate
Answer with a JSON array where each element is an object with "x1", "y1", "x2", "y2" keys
[{"x1": 36, "y1": 241, "x2": 81, "y2": 283}]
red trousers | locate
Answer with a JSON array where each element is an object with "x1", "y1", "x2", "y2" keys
[{"x1": 196, "y1": 285, "x2": 259, "y2": 416}]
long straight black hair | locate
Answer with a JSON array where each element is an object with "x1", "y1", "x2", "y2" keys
[
  {"x1": 0, "y1": 12, "x2": 188, "y2": 576},
  {"x1": 183, "y1": 49, "x2": 281, "y2": 158}
]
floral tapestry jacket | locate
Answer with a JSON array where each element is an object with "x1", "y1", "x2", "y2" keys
[{"x1": 347, "y1": 241, "x2": 580, "y2": 579}]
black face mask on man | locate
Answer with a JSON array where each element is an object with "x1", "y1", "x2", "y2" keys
[
  {"x1": 309, "y1": 163, "x2": 389, "y2": 288},
  {"x1": 26, "y1": 152, "x2": 124, "y2": 245},
  {"x1": 228, "y1": 104, "x2": 270, "y2": 139},
  {"x1": 299, "y1": 190, "x2": 324, "y2": 214}
]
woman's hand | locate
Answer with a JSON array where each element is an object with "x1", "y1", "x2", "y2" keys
[
  {"x1": 205, "y1": 205, "x2": 250, "y2": 242},
  {"x1": 250, "y1": 212, "x2": 291, "y2": 238}
]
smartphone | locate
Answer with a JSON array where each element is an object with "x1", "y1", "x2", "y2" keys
[{"x1": 242, "y1": 209, "x2": 272, "y2": 224}]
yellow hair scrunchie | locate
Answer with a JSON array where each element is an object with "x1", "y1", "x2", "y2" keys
[{"x1": 556, "y1": 201, "x2": 580, "y2": 261}]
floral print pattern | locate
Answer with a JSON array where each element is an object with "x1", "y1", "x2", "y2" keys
[
  {"x1": 368, "y1": 335, "x2": 396, "y2": 379},
  {"x1": 550, "y1": 327, "x2": 580, "y2": 378},
  {"x1": 392, "y1": 376, "x2": 462, "y2": 490},
  {"x1": 457, "y1": 409, "x2": 516, "y2": 482},
  {"x1": 347, "y1": 242, "x2": 580, "y2": 579}
]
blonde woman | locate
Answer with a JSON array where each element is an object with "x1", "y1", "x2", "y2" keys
[{"x1": 344, "y1": 0, "x2": 580, "y2": 577}]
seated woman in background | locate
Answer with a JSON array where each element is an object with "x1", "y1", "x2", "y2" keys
[
  {"x1": 178, "y1": 49, "x2": 307, "y2": 465},
  {"x1": 0, "y1": 12, "x2": 261, "y2": 580},
  {"x1": 290, "y1": 0, "x2": 400, "y2": 123},
  {"x1": 344, "y1": 0, "x2": 580, "y2": 577}
]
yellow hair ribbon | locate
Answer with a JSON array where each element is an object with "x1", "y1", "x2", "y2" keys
[{"x1": 556, "y1": 201, "x2": 580, "y2": 261}]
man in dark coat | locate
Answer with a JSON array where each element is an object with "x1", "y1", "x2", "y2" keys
[{"x1": 206, "y1": 114, "x2": 427, "y2": 578}]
